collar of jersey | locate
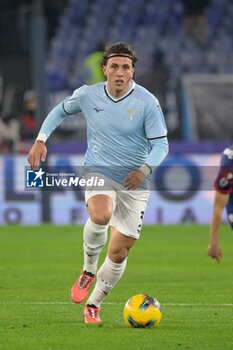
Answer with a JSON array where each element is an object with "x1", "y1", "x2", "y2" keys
[{"x1": 104, "y1": 80, "x2": 136, "y2": 103}]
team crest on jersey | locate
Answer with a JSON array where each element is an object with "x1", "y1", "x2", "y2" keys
[{"x1": 126, "y1": 109, "x2": 139, "y2": 120}]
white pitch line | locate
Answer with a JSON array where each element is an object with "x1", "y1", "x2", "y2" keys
[
  {"x1": 163, "y1": 303, "x2": 233, "y2": 306},
  {"x1": 0, "y1": 301, "x2": 232, "y2": 306}
]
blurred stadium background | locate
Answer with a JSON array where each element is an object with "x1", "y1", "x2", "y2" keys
[{"x1": 0, "y1": 0, "x2": 232, "y2": 225}]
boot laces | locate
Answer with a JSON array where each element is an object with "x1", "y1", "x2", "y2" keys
[
  {"x1": 88, "y1": 307, "x2": 98, "y2": 318},
  {"x1": 79, "y1": 274, "x2": 92, "y2": 289}
]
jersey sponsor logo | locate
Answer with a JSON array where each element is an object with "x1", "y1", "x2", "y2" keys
[
  {"x1": 126, "y1": 109, "x2": 139, "y2": 120},
  {"x1": 94, "y1": 107, "x2": 104, "y2": 113}
]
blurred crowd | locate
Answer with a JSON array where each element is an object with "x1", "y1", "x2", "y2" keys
[
  {"x1": 0, "y1": 90, "x2": 37, "y2": 152},
  {"x1": 0, "y1": 0, "x2": 67, "y2": 54},
  {"x1": 0, "y1": 0, "x2": 67, "y2": 153},
  {"x1": 0, "y1": 0, "x2": 232, "y2": 153}
]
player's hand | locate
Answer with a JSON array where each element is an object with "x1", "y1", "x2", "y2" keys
[
  {"x1": 28, "y1": 140, "x2": 47, "y2": 170},
  {"x1": 207, "y1": 244, "x2": 222, "y2": 263},
  {"x1": 124, "y1": 170, "x2": 146, "y2": 190}
]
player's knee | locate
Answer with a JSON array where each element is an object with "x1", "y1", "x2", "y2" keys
[
  {"x1": 90, "y1": 211, "x2": 111, "y2": 226},
  {"x1": 108, "y1": 246, "x2": 128, "y2": 263}
]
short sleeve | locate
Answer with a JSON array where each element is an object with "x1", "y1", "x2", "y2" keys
[
  {"x1": 63, "y1": 86, "x2": 85, "y2": 115},
  {"x1": 214, "y1": 149, "x2": 233, "y2": 194},
  {"x1": 144, "y1": 95, "x2": 167, "y2": 139},
  {"x1": 214, "y1": 167, "x2": 233, "y2": 194}
]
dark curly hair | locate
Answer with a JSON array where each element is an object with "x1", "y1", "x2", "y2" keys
[{"x1": 101, "y1": 42, "x2": 138, "y2": 67}]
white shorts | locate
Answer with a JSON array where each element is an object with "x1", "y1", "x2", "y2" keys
[{"x1": 85, "y1": 173, "x2": 150, "y2": 239}]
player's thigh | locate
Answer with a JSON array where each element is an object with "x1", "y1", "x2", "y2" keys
[
  {"x1": 108, "y1": 226, "x2": 136, "y2": 262},
  {"x1": 86, "y1": 194, "x2": 114, "y2": 224},
  {"x1": 85, "y1": 174, "x2": 117, "y2": 224},
  {"x1": 110, "y1": 190, "x2": 150, "y2": 239}
]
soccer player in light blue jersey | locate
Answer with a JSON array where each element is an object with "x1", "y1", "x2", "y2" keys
[{"x1": 28, "y1": 42, "x2": 169, "y2": 324}]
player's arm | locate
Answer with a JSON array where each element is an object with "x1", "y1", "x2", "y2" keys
[
  {"x1": 28, "y1": 88, "x2": 83, "y2": 169},
  {"x1": 124, "y1": 137, "x2": 168, "y2": 190},
  {"x1": 28, "y1": 101, "x2": 68, "y2": 169},
  {"x1": 142, "y1": 95, "x2": 168, "y2": 172},
  {"x1": 28, "y1": 140, "x2": 47, "y2": 170},
  {"x1": 207, "y1": 191, "x2": 229, "y2": 263}
]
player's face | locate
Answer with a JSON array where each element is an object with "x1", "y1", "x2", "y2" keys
[{"x1": 102, "y1": 55, "x2": 135, "y2": 97}]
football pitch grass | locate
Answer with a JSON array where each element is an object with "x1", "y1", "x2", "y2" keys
[{"x1": 0, "y1": 225, "x2": 232, "y2": 350}]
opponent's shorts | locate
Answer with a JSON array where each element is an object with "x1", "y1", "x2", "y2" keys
[{"x1": 85, "y1": 173, "x2": 150, "y2": 239}]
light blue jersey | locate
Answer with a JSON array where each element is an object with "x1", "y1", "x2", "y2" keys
[{"x1": 39, "y1": 80, "x2": 168, "y2": 187}]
